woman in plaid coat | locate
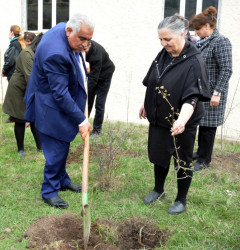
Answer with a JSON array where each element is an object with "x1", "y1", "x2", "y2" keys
[{"x1": 190, "y1": 6, "x2": 232, "y2": 171}]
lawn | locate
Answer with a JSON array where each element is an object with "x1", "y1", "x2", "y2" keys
[{"x1": 0, "y1": 111, "x2": 239, "y2": 249}]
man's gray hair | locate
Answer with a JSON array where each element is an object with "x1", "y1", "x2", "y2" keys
[
  {"x1": 158, "y1": 15, "x2": 185, "y2": 35},
  {"x1": 66, "y1": 13, "x2": 95, "y2": 32}
]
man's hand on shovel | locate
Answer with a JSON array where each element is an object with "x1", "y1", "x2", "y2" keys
[{"x1": 79, "y1": 122, "x2": 92, "y2": 140}]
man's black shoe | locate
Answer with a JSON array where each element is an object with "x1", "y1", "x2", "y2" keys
[
  {"x1": 43, "y1": 196, "x2": 69, "y2": 209},
  {"x1": 60, "y1": 183, "x2": 82, "y2": 192},
  {"x1": 193, "y1": 161, "x2": 210, "y2": 171},
  {"x1": 168, "y1": 201, "x2": 187, "y2": 214},
  {"x1": 143, "y1": 190, "x2": 165, "y2": 204}
]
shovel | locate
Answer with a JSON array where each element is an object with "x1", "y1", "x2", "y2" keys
[{"x1": 81, "y1": 77, "x2": 91, "y2": 250}]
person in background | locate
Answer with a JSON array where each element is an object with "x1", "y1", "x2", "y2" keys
[
  {"x1": 2, "y1": 25, "x2": 26, "y2": 123},
  {"x1": 3, "y1": 34, "x2": 44, "y2": 157},
  {"x1": 184, "y1": 18, "x2": 197, "y2": 44},
  {"x1": 139, "y1": 15, "x2": 210, "y2": 214},
  {"x1": 24, "y1": 13, "x2": 94, "y2": 209},
  {"x1": 174, "y1": 14, "x2": 197, "y2": 44},
  {"x1": 85, "y1": 40, "x2": 115, "y2": 139},
  {"x1": 2, "y1": 25, "x2": 25, "y2": 81},
  {"x1": 24, "y1": 32, "x2": 36, "y2": 47},
  {"x1": 189, "y1": 6, "x2": 232, "y2": 171}
]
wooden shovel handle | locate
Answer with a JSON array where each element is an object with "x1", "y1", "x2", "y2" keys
[
  {"x1": 82, "y1": 131, "x2": 89, "y2": 199},
  {"x1": 82, "y1": 78, "x2": 89, "y2": 207}
]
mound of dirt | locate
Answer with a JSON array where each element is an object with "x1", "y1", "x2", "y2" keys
[
  {"x1": 117, "y1": 219, "x2": 171, "y2": 249},
  {"x1": 21, "y1": 212, "x2": 170, "y2": 249}
]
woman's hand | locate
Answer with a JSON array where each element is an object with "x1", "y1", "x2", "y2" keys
[
  {"x1": 171, "y1": 119, "x2": 185, "y2": 136},
  {"x1": 139, "y1": 105, "x2": 147, "y2": 119},
  {"x1": 210, "y1": 95, "x2": 220, "y2": 107},
  {"x1": 171, "y1": 103, "x2": 194, "y2": 136}
]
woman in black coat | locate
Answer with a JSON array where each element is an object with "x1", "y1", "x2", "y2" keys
[{"x1": 139, "y1": 15, "x2": 211, "y2": 214}]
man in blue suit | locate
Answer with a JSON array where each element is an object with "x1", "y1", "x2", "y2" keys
[{"x1": 24, "y1": 13, "x2": 94, "y2": 208}]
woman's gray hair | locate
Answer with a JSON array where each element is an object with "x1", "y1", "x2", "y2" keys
[
  {"x1": 158, "y1": 15, "x2": 186, "y2": 35},
  {"x1": 66, "y1": 13, "x2": 95, "y2": 32}
]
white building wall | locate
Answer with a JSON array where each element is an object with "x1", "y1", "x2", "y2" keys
[
  {"x1": 71, "y1": 0, "x2": 163, "y2": 126},
  {"x1": 0, "y1": 0, "x2": 22, "y2": 107},
  {"x1": 0, "y1": 0, "x2": 239, "y2": 140},
  {"x1": 217, "y1": 0, "x2": 240, "y2": 140}
]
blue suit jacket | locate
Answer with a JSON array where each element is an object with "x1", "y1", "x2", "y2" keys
[{"x1": 24, "y1": 23, "x2": 87, "y2": 142}]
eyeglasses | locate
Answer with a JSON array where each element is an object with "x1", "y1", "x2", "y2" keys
[{"x1": 79, "y1": 36, "x2": 91, "y2": 46}]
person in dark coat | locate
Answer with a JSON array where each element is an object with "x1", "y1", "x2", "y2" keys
[
  {"x1": 183, "y1": 18, "x2": 197, "y2": 44},
  {"x1": 3, "y1": 33, "x2": 44, "y2": 157},
  {"x1": 139, "y1": 15, "x2": 211, "y2": 214},
  {"x1": 24, "y1": 13, "x2": 94, "y2": 209},
  {"x1": 85, "y1": 40, "x2": 115, "y2": 138},
  {"x1": 2, "y1": 25, "x2": 25, "y2": 81},
  {"x1": 189, "y1": 6, "x2": 232, "y2": 171},
  {"x1": 24, "y1": 32, "x2": 36, "y2": 47},
  {"x1": 2, "y1": 25, "x2": 26, "y2": 123},
  {"x1": 174, "y1": 13, "x2": 198, "y2": 44}
]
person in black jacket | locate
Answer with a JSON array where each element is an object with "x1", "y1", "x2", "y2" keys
[
  {"x1": 86, "y1": 40, "x2": 115, "y2": 138},
  {"x1": 139, "y1": 15, "x2": 211, "y2": 214},
  {"x1": 2, "y1": 25, "x2": 26, "y2": 123},
  {"x1": 2, "y1": 25, "x2": 25, "y2": 81}
]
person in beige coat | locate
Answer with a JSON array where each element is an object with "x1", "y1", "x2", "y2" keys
[{"x1": 3, "y1": 33, "x2": 43, "y2": 157}]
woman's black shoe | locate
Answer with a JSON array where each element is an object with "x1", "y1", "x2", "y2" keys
[
  {"x1": 168, "y1": 201, "x2": 187, "y2": 214},
  {"x1": 143, "y1": 190, "x2": 165, "y2": 204},
  {"x1": 18, "y1": 150, "x2": 25, "y2": 158},
  {"x1": 192, "y1": 152, "x2": 199, "y2": 160},
  {"x1": 193, "y1": 161, "x2": 210, "y2": 171}
]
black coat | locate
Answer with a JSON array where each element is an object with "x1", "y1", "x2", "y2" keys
[
  {"x1": 2, "y1": 38, "x2": 22, "y2": 81},
  {"x1": 86, "y1": 40, "x2": 115, "y2": 91},
  {"x1": 143, "y1": 42, "x2": 211, "y2": 167},
  {"x1": 143, "y1": 42, "x2": 211, "y2": 130}
]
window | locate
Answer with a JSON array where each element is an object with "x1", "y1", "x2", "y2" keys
[
  {"x1": 26, "y1": 0, "x2": 69, "y2": 31},
  {"x1": 164, "y1": 0, "x2": 180, "y2": 18},
  {"x1": 185, "y1": 0, "x2": 197, "y2": 21},
  {"x1": 27, "y1": 0, "x2": 38, "y2": 30},
  {"x1": 164, "y1": 0, "x2": 219, "y2": 20},
  {"x1": 57, "y1": 0, "x2": 69, "y2": 24},
  {"x1": 43, "y1": 0, "x2": 52, "y2": 29},
  {"x1": 202, "y1": 0, "x2": 218, "y2": 11}
]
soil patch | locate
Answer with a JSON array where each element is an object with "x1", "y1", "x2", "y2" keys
[
  {"x1": 117, "y1": 219, "x2": 171, "y2": 249},
  {"x1": 212, "y1": 152, "x2": 240, "y2": 174},
  {"x1": 21, "y1": 213, "x2": 170, "y2": 249},
  {"x1": 67, "y1": 144, "x2": 141, "y2": 165}
]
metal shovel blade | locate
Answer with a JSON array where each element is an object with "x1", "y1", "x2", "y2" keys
[{"x1": 82, "y1": 203, "x2": 91, "y2": 250}]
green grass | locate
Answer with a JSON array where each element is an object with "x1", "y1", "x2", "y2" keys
[{"x1": 0, "y1": 111, "x2": 239, "y2": 249}]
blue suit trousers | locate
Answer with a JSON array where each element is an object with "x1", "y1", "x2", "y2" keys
[{"x1": 38, "y1": 131, "x2": 71, "y2": 199}]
